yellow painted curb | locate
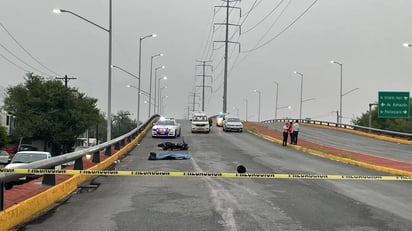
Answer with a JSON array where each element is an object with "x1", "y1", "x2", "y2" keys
[
  {"x1": 302, "y1": 123, "x2": 412, "y2": 145},
  {"x1": 244, "y1": 127, "x2": 412, "y2": 177},
  {"x1": 0, "y1": 118, "x2": 156, "y2": 231}
]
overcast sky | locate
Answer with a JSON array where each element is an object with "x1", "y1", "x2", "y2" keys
[{"x1": 1, "y1": 0, "x2": 412, "y2": 124}]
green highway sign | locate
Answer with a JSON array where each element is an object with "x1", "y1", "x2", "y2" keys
[{"x1": 378, "y1": 91, "x2": 410, "y2": 118}]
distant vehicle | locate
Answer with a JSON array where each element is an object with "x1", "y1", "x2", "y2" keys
[
  {"x1": 0, "y1": 150, "x2": 10, "y2": 164},
  {"x1": 73, "y1": 137, "x2": 97, "y2": 152},
  {"x1": 216, "y1": 113, "x2": 225, "y2": 127},
  {"x1": 18, "y1": 144, "x2": 39, "y2": 152},
  {"x1": 1, "y1": 146, "x2": 17, "y2": 154},
  {"x1": 4, "y1": 151, "x2": 53, "y2": 189},
  {"x1": 191, "y1": 112, "x2": 210, "y2": 133},
  {"x1": 223, "y1": 116, "x2": 243, "y2": 132},
  {"x1": 152, "y1": 118, "x2": 181, "y2": 138}
]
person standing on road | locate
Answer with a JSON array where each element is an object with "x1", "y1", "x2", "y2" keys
[
  {"x1": 282, "y1": 122, "x2": 289, "y2": 146},
  {"x1": 288, "y1": 121, "x2": 294, "y2": 144},
  {"x1": 292, "y1": 120, "x2": 300, "y2": 144}
]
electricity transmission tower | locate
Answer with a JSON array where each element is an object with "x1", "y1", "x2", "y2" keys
[
  {"x1": 213, "y1": 0, "x2": 241, "y2": 114},
  {"x1": 195, "y1": 60, "x2": 213, "y2": 112}
]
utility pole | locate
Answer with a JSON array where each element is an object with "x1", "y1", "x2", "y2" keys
[
  {"x1": 195, "y1": 60, "x2": 213, "y2": 112},
  {"x1": 368, "y1": 103, "x2": 378, "y2": 128},
  {"x1": 56, "y1": 75, "x2": 77, "y2": 87},
  {"x1": 188, "y1": 92, "x2": 200, "y2": 113},
  {"x1": 213, "y1": 0, "x2": 241, "y2": 114}
]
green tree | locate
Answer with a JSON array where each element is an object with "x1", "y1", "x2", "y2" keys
[
  {"x1": 0, "y1": 126, "x2": 7, "y2": 148},
  {"x1": 352, "y1": 98, "x2": 412, "y2": 133},
  {"x1": 112, "y1": 110, "x2": 137, "y2": 138},
  {"x1": 85, "y1": 112, "x2": 107, "y2": 144},
  {"x1": 3, "y1": 74, "x2": 100, "y2": 154}
]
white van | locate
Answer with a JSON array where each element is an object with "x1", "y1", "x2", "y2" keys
[{"x1": 191, "y1": 112, "x2": 210, "y2": 133}]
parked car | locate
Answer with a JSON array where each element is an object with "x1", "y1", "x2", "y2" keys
[
  {"x1": 1, "y1": 146, "x2": 17, "y2": 154},
  {"x1": 4, "y1": 151, "x2": 53, "y2": 189},
  {"x1": 223, "y1": 116, "x2": 243, "y2": 132},
  {"x1": 152, "y1": 118, "x2": 181, "y2": 138},
  {"x1": 216, "y1": 114, "x2": 225, "y2": 127},
  {"x1": 18, "y1": 144, "x2": 39, "y2": 151},
  {"x1": 0, "y1": 150, "x2": 10, "y2": 164}
]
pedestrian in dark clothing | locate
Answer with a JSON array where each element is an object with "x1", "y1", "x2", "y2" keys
[
  {"x1": 288, "y1": 122, "x2": 294, "y2": 144},
  {"x1": 292, "y1": 120, "x2": 300, "y2": 144},
  {"x1": 282, "y1": 122, "x2": 289, "y2": 146}
]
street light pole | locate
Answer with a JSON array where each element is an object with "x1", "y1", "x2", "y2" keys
[
  {"x1": 330, "y1": 60, "x2": 343, "y2": 124},
  {"x1": 126, "y1": 84, "x2": 150, "y2": 97},
  {"x1": 127, "y1": 85, "x2": 152, "y2": 106},
  {"x1": 154, "y1": 66, "x2": 165, "y2": 114},
  {"x1": 112, "y1": 65, "x2": 141, "y2": 121},
  {"x1": 342, "y1": 88, "x2": 359, "y2": 97},
  {"x1": 253, "y1": 90, "x2": 262, "y2": 122},
  {"x1": 53, "y1": 1, "x2": 113, "y2": 141},
  {"x1": 293, "y1": 71, "x2": 303, "y2": 120},
  {"x1": 156, "y1": 75, "x2": 167, "y2": 114},
  {"x1": 160, "y1": 95, "x2": 168, "y2": 115},
  {"x1": 233, "y1": 107, "x2": 239, "y2": 117},
  {"x1": 149, "y1": 53, "x2": 163, "y2": 117},
  {"x1": 159, "y1": 86, "x2": 167, "y2": 115},
  {"x1": 243, "y1": 98, "x2": 248, "y2": 121},
  {"x1": 274, "y1": 81, "x2": 279, "y2": 120},
  {"x1": 138, "y1": 34, "x2": 156, "y2": 125}
]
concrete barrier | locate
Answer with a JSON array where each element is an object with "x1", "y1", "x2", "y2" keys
[{"x1": 0, "y1": 119, "x2": 153, "y2": 231}]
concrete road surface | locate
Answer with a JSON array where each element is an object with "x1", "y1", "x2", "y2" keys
[{"x1": 21, "y1": 120, "x2": 412, "y2": 231}]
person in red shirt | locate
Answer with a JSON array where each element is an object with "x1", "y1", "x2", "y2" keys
[{"x1": 288, "y1": 121, "x2": 293, "y2": 144}]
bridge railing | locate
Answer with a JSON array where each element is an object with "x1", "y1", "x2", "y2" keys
[
  {"x1": 0, "y1": 115, "x2": 159, "y2": 211},
  {"x1": 262, "y1": 119, "x2": 412, "y2": 140}
]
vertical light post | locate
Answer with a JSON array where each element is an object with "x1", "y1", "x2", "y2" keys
[
  {"x1": 160, "y1": 95, "x2": 168, "y2": 115},
  {"x1": 253, "y1": 90, "x2": 262, "y2": 122},
  {"x1": 149, "y1": 53, "x2": 163, "y2": 117},
  {"x1": 277, "y1": 105, "x2": 292, "y2": 118},
  {"x1": 138, "y1": 34, "x2": 157, "y2": 125},
  {"x1": 127, "y1": 85, "x2": 152, "y2": 102},
  {"x1": 243, "y1": 98, "x2": 248, "y2": 121},
  {"x1": 53, "y1": 2, "x2": 113, "y2": 141},
  {"x1": 274, "y1": 81, "x2": 279, "y2": 120},
  {"x1": 293, "y1": 71, "x2": 303, "y2": 120},
  {"x1": 233, "y1": 107, "x2": 239, "y2": 117},
  {"x1": 156, "y1": 75, "x2": 167, "y2": 114},
  {"x1": 159, "y1": 86, "x2": 167, "y2": 115},
  {"x1": 154, "y1": 66, "x2": 165, "y2": 113},
  {"x1": 330, "y1": 60, "x2": 343, "y2": 124},
  {"x1": 111, "y1": 65, "x2": 140, "y2": 121},
  {"x1": 368, "y1": 102, "x2": 378, "y2": 128}
]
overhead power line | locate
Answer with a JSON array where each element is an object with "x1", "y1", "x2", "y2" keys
[
  {"x1": 241, "y1": 0, "x2": 319, "y2": 53},
  {"x1": 241, "y1": 0, "x2": 264, "y2": 23},
  {"x1": 242, "y1": 0, "x2": 286, "y2": 34},
  {"x1": 0, "y1": 42, "x2": 50, "y2": 76},
  {"x1": 229, "y1": 0, "x2": 292, "y2": 71},
  {"x1": 0, "y1": 51, "x2": 29, "y2": 72},
  {"x1": 0, "y1": 22, "x2": 61, "y2": 77}
]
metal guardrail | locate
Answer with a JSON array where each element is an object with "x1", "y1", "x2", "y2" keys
[
  {"x1": 262, "y1": 119, "x2": 412, "y2": 141},
  {"x1": 0, "y1": 115, "x2": 159, "y2": 210}
]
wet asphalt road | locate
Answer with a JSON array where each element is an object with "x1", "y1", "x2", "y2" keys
[{"x1": 21, "y1": 121, "x2": 412, "y2": 231}]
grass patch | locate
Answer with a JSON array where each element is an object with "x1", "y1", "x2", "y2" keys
[
  {"x1": 245, "y1": 127, "x2": 259, "y2": 134},
  {"x1": 338, "y1": 153, "x2": 352, "y2": 159}
]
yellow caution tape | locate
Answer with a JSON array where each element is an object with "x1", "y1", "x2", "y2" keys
[{"x1": 1, "y1": 168, "x2": 412, "y2": 180}]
